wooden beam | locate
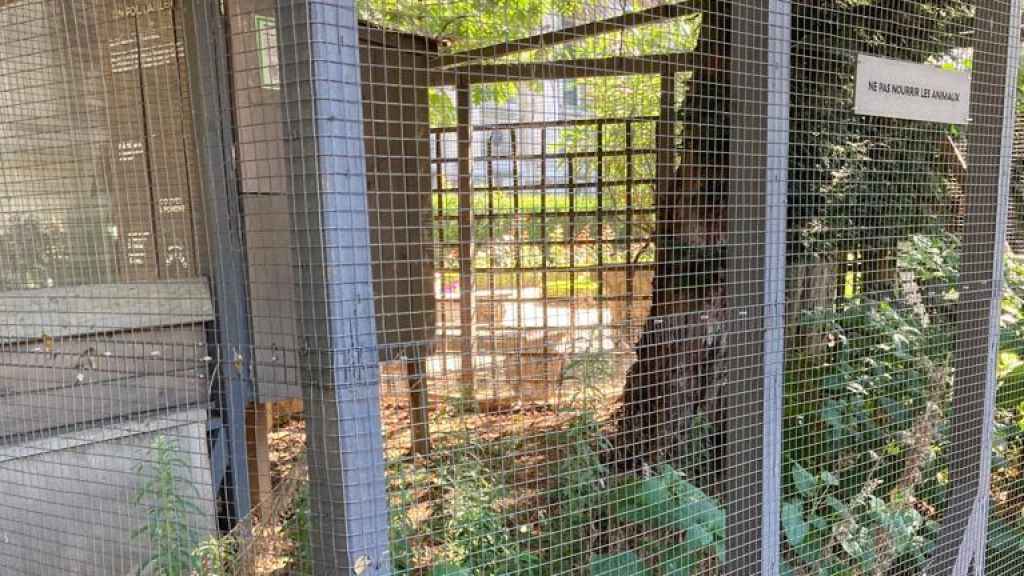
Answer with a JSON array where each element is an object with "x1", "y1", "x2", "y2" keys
[
  {"x1": 278, "y1": 1, "x2": 392, "y2": 572},
  {"x1": 183, "y1": 0, "x2": 252, "y2": 525},
  {"x1": 407, "y1": 357, "x2": 431, "y2": 456},
  {"x1": 432, "y1": 2, "x2": 697, "y2": 68},
  {"x1": 456, "y1": 80, "x2": 476, "y2": 406},
  {"x1": 429, "y1": 53, "x2": 701, "y2": 86},
  {"x1": 246, "y1": 402, "x2": 273, "y2": 514},
  {"x1": 941, "y1": 133, "x2": 968, "y2": 181}
]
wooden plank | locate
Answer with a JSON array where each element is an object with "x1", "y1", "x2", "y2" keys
[
  {"x1": 242, "y1": 194, "x2": 303, "y2": 402},
  {"x1": 511, "y1": 127, "x2": 526, "y2": 389},
  {"x1": 361, "y1": 37, "x2": 437, "y2": 361},
  {"x1": 596, "y1": 124, "x2": 606, "y2": 330},
  {"x1": 625, "y1": 120, "x2": 636, "y2": 330},
  {"x1": 100, "y1": 0, "x2": 160, "y2": 281},
  {"x1": 0, "y1": 408, "x2": 213, "y2": 575},
  {"x1": 0, "y1": 372, "x2": 206, "y2": 441},
  {"x1": 567, "y1": 155, "x2": 578, "y2": 351},
  {"x1": 406, "y1": 358, "x2": 431, "y2": 456},
  {"x1": 430, "y1": 114, "x2": 658, "y2": 132},
  {"x1": 433, "y1": 3, "x2": 697, "y2": 68},
  {"x1": 228, "y1": 6, "x2": 436, "y2": 407},
  {"x1": 246, "y1": 402, "x2": 274, "y2": 513},
  {"x1": 540, "y1": 128, "x2": 550, "y2": 344},
  {"x1": 485, "y1": 136, "x2": 498, "y2": 389},
  {"x1": 0, "y1": 280, "x2": 214, "y2": 343},
  {"x1": 0, "y1": 325, "x2": 206, "y2": 393},
  {"x1": 927, "y1": 2, "x2": 1021, "y2": 574},
  {"x1": 429, "y1": 53, "x2": 701, "y2": 86},
  {"x1": 136, "y1": 0, "x2": 198, "y2": 279}
]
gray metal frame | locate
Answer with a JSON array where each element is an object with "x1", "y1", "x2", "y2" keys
[
  {"x1": 277, "y1": 0, "x2": 391, "y2": 573},
  {"x1": 722, "y1": 3, "x2": 790, "y2": 572},
  {"x1": 928, "y1": 2, "x2": 1022, "y2": 574},
  {"x1": 763, "y1": 1, "x2": 791, "y2": 573},
  {"x1": 975, "y1": 5, "x2": 1023, "y2": 573},
  {"x1": 183, "y1": 0, "x2": 254, "y2": 525}
]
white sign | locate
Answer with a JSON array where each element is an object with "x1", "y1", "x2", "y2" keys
[{"x1": 854, "y1": 54, "x2": 971, "y2": 125}]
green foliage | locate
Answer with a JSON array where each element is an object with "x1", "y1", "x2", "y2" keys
[
  {"x1": 191, "y1": 535, "x2": 237, "y2": 576},
  {"x1": 379, "y1": 349, "x2": 726, "y2": 576},
  {"x1": 589, "y1": 552, "x2": 650, "y2": 576},
  {"x1": 777, "y1": 233, "x2": 1024, "y2": 575},
  {"x1": 434, "y1": 458, "x2": 541, "y2": 575},
  {"x1": 790, "y1": 2, "x2": 971, "y2": 262},
  {"x1": 282, "y1": 483, "x2": 312, "y2": 572},
  {"x1": 132, "y1": 436, "x2": 232, "y2": 576},
  {"x1": 380, "y1": 230, "x2": 1024, "y2": 576},
  {"x1": 358, "y1": 0, "x2": 575, "y2": 123},
  {"x1": 537, "y1": 409, "x2": 725, "y2": 575},
  {"x1": 538, "y1": 410, "x2": 612, "y2": 574}
]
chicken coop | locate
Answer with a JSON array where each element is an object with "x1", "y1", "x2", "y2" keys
[{"x1": 2, "y1": 1, "x2": 1024, "y2": 576}]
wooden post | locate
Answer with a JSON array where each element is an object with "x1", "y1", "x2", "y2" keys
[
  {"x1": 278, "y1": 1, "x2": 391, "y2": 573},
  {"x1": 407, "y1": 357, "x2": 431, "y2": 456},
  {"x1": 246, "y1": 402, "x2": 273, "y2": 513},
  {"x1": 456, "y1": 80, "x2": 476, "y2": 404}
]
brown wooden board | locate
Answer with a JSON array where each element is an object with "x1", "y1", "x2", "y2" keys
[
  {"x1": 227, "y1": 3, "x2": 438, "y2": 400},
  {"x1": 241, "y1": 194, "x2": 302, "y2": 402},
  {"x1": 137, "y1": 1, "x2": 197, "y2": 278},
  {"x1": 361, "y1": 34, "x2": 437, "y2": 360},
  {"x1": 101, "y1": 0, "x2": 161, "y2": 280},
  {"x1": 172, "y1": 0, "x2": 208, "y2": 276}
]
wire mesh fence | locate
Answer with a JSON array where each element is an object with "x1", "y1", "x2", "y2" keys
[{"x1": 1, "y1": 1, "x2": 1023, "y2": 575}]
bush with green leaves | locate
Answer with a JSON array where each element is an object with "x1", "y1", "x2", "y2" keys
[{"x1": 775, "y1": 234, "x2": 1024, "y2": 576}]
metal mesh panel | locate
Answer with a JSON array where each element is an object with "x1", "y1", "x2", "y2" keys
[{"x1": 1, "y1": 1, "x2": 1022, "y2": 575}]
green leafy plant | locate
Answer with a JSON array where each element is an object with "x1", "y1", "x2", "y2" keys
[
  {"x1": 434, "y1": 457, "x2": 541, "y2": 575},
  {"x1": 191, "y1": 535, "x2": 236, "y2": 576},
  {"x1": 132, "y1": 435, "x2": 230, "y2": 576},
  {"x1": 589, "y1": 552, "x2": 650, "y2": 576},
  {"x1": 282, "y1": 483, "x2": 312, "y2": 572}
]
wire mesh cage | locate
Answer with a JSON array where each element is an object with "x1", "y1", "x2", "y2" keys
[{"x1": 1, "y1": 1, "x2": 1023, "y2": 575}]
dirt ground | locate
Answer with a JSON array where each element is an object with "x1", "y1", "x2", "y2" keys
[{"x1": 243, "y1": 390, "x2": 623, "y2": 575}]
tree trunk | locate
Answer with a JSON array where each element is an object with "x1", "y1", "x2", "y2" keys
[{"x1": 616, "y1": 3, "x2": 731, "y2": 480}]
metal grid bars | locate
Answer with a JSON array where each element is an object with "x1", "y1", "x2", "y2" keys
[
  {"x1": 0, "y1": 1, "x2": 1022, "y2": 576},
  {"x1": 428, "y1": 115, "x2": 657, "y2": 404}
]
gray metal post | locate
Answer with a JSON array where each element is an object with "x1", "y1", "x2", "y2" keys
[
  {"x1": 724, "y1": 1, "x2": 787, "y2": 574},
  {"x1": 763, "y1": 1, "x2": 790, "y2": 574},
  {"x1": 927, "y1": 2, "x2": 1022, "y2": 575},
  {"x1": 277, "y1": 1, "x2": 391, "y2": 574},
  {"x1": 183, "y1": 0, "x2": 252, "y2": 525}
]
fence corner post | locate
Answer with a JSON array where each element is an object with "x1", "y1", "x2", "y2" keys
[
  {"x1": 927, "y1": 1, "x2": 1022, "y2": 574},
  {"x1": 724, "y1": 1, "x2": 788, "y2": 574},
  {"x1": 277, "y1": 0, "x2": 392, "y2": 573}
]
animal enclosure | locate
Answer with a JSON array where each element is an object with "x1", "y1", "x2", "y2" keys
[{"x1": 1, "y1": 1, "x2": 1024, "y2": 576}]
